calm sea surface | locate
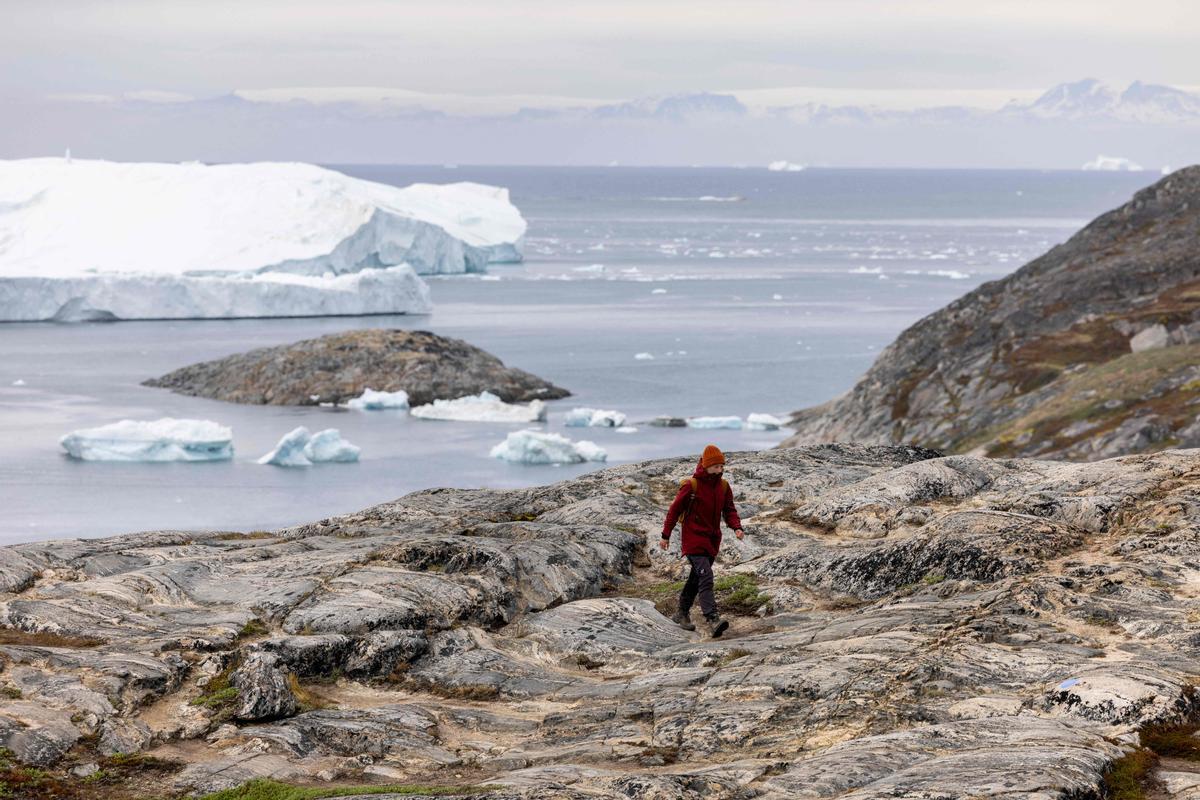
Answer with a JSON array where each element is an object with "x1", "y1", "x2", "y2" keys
[{"x1": 0, "y1": 167, "x2": 1159, "y2": 542}]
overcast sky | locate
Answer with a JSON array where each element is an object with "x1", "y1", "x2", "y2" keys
[{"x1": 4, "y1": 0, "x2": 1198, "y2": 104}]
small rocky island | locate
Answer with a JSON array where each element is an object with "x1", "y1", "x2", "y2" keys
[
  {"x1": 3, "y1": 445, "x2": 1200, "y2": 798},
  {"x1": 784, "y1": 166, "x2": 1200, "y2": 461},
  {"x1": 143, "y1": 329, "x2": 570, "y2": 407}
]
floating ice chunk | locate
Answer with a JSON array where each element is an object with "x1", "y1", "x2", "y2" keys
[
  {"x1": 490, "y1": 430, "x2": 607, "y2": 464},
  {"x1": 767, "y1": 160, "x2": 806, "y2": 172},
  {"x1": 345, "y1": 388, "x2": 410, "y2": 411},
  {"x1": 1081, "y1": 155, "x2": 1143, "y2": 171},
  {"x1": 634, "y1": 352, "x2": 655, "y2": 360},
  {"x1": 746, "y1": 413, "x2": 785, "y2": 431},
  {"x1": 61, "y1": 418, "x2": 233, "y2": 462},
  {"x1": 927, "y1": 270, "x2": 970, "y2": 280},
  {"x1": 258, "y1": 426, "x2": 314, "y2": 467},
  {"x1": 687, "y1": 416, "x2": 743, "y2": 430},
  {"x1": 0, "y1": 158, "x2": 529, "y2": 320},
  {"x1": 410, "y1": 391, "x2": 546, "y2": 423},
  {"x1": 849, "y1": 266, "x2": 882, "y2": 274},
  {"x1": 615, "y1": 426, "x2": 639, "y2": 434},
  {"x1": 772, "y1": 294, "x2": 783, "y2": 300},
  {"x1": 259, "y1": 426, "x2": 360, "y2": 466},
  {"x1": 574, "y1": 440, "x2": 607, "y2": 462},
  {"x1": 304, "y1": 429, "x2": 361, "y2": 463},
  {"x1": 573, "y1": 264, "x2": 606, "y2": 273},
  {"x1": 564, "y1": 407, "x2": 628, "y2": 428},
  {"x1": 12, "y1": 379, "x2": 25, "y2": 386},
  {"x1": 651, "y1": 288, "x2": 668, "y2": 295}
]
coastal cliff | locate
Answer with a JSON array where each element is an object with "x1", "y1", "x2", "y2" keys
[{"x1": 783, "y1": 166, "x2": 1200, "y2": 460}]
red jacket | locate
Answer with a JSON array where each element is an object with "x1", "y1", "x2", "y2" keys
[{"x1": 661, "y1": 459, "x2": 742, "y2": 557}]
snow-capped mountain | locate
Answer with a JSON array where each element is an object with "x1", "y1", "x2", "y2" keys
[
  {"x1": 1002, "y1": 79, "x2": 1200, "y2": 123},
  {"x1": 591, "y1": 92, "x2": 747, "y2": 121}
]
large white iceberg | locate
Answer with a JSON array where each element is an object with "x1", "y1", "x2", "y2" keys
[
  {"x1": 563, "y1": 407, "x2": 627, "y2": 428},
  {"x1": 60, "y1": 418, "x2": 233, "y2": 461},
  {"x1": 0, "y1": 158, "x2": 527, "y2": 321},
  {"x1": 490, "y1": 430, "x2": 607, "y2": 464},
  {"x1": 258, "y1": 426, "x2": 361, "y2": 467},
  {"x1": 345, "y1": 388, "x2": 410, "y2": 411},
  {"x1": 410, "y1": 391, "x2": 547, "y2": 423}
]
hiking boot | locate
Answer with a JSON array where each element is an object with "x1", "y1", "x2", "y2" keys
[
  {"x1": 703, "y1": 614, "x2": 729, "y2": 638},
  {"x1": 671, "y1": 610, "x2": 696, "y2": 631}
]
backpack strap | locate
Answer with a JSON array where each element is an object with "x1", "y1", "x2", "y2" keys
[{"x1": 679, "y1": 477, "x2": 698, "y2": 524}]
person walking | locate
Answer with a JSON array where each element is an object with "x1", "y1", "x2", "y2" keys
[{"x1": 659, "y1": 444, "x2": 744, "y2": 637}]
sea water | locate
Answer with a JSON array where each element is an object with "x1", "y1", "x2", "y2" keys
[{"x1": 0, "y1": 167, "x2": 1158, "y2": 542}]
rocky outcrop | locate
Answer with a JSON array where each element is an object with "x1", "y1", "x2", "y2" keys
[
  {"x1": 142, "y1": 328, "x2": 570, "y2": 406},
  {"x1": 783, "y1": 166, "x2": 1200, "y2": 461},
  {"x1": 4, "y1": 444, "x2": 1200, "y2": 798}
]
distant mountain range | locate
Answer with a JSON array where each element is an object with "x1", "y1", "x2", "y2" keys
[
  {"x1": 225, "y1": 79, "x2": 1200, "y2": 125},
  {"x1": 12, "y1": 79, "x2": 1200, "y2": 166}
]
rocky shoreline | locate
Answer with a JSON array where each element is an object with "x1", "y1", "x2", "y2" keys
[
  {"x1": 143, "y1": 329, "x2": 570, "y2": 407},
  {"x1": 4, "y1": 444, "x2": 1200, "y2": 798},
  {"x1": 783, "y1": 166, "x2": 1200, "y2": 462}
]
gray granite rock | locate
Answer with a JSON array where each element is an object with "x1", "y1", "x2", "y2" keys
[
  {"x1": 143, "y1": 328, "x2": 570, "y2": 406},
  {"x1": 2, "y1": 444, "x2": 1200, "y2": 798}
]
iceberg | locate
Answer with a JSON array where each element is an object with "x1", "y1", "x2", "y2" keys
[
  {"x1": 563, "y1": 407, "x2": 627, "y2": 428},
  {"x1": 345, "y1": 388, "x2": 410, "y2": 411},
  {"x1": 490, "y1": 430, "x2": 607, "y2": 464},
  {"x1": 1081, "y1": 155, "x2": 1143, "y2": 172},
  {"x1": 0, "y1": 158, "x2": 527, "y2": 321},
  {"x1": 409, "y1": 391, "x2": 547, "y2": 423},
  {"x1": 258, "y1": 427, "x2": 360, "y2": 467},
  {"x1": 767, "y1": 160, "x2": 806, "y2": 172},
  {"x1": 634, "y1": 352, "x2": 655, "y2": 360},
  {"x1": 745, "y1": 413, "x2": 785, "y2": 431},
  {"x1": 304, "y1": 429, "x2": 362, "y2": 463},
  {"x1": 60, "y1": 418, "x2": 233, "y2": 462},
  {"x1": 687, "y1": 416, "x2": 743, "y2": 430}
]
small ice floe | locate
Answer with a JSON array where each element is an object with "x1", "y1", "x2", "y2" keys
[
  {"x1": 573, "y1": 264, "x2": 606, "y2": 273},
  {"x1": 345, "y1": 388, "x2": 410, "y2": 411},
  {"x1": 634, "y1": 352, "x2": 655, "y2": 360},
  {"x1": 12, "y1": 379, "x2": 25, "y2": 386},
  {"x1": 60, "y1": 418, "x2": 233, "y2": 462},
  {"x1": 410, "y1": 391, "x2": 546, "y2": 423},
  {"x1": 687, "y1": 416, "x2": 743, "y2": 430},
  {"x1": 772, "y1": 294, "x2": 783, "y2": 300},
  {"x1": 490, "y1": 430, "x2": 607, "y2": 464},
  {"x1": 651, "y1": 288, "x2": 668, "y2": 295},
  {"x1": 564, "y1": 407, "x2": 627, "y2": 428},
  {"x1": 767, "y1": 160, "x2": 806, "y2": 172},
  {"x1": 258, "y1": 426, "x2": 360, "y2": 467},
  {"x1": 745, "y1": 413, "x2": 785, "y2": 431},
  {"x1": 616, "y1": 426, "x2": 639, "y2": 434}
]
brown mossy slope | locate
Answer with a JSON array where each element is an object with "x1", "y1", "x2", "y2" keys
[{"x1": 783, "y1": 166, "x2": 1200, "y2": 460}]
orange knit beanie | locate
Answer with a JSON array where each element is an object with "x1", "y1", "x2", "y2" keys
[{"x1": 701, "y1": 444, "x2": 725, "y2": 469}]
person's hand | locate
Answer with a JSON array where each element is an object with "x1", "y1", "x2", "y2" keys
[
  {"x1": 735, "y1": 529, "x2": 745, "y2": 540},
  {"x1": 659, "y1": 538, "x2": 669, "y2": 551}
]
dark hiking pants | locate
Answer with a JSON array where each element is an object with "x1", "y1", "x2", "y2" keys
[{"x1": 679, "y1": 554, "x2": 717, "y2": 618}]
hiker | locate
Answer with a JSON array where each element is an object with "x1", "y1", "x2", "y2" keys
[{"x1": 659, "y1": 444, "x2": 744, "y2": 637}]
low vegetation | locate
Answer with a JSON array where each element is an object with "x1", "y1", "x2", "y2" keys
[
  {"x1": 0, "y1": 628, "x2": 106, "y2": 648},
  {"x1": 195, "y1": 778, "x2": 500, "y2": 799}
]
